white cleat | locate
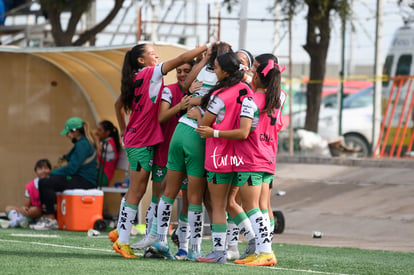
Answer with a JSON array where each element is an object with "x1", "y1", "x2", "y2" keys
[
  {"x1": 130, "y1": 234, "x2": 157, "y2": 250},
  {"x1": 226, "y1": 245, "x2": 240, "y2": 260}
]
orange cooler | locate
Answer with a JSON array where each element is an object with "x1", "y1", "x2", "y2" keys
[{"x1": 57, "y1": 189, "x2": 104, "y2": 231}]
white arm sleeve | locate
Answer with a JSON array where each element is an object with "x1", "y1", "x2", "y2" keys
[
  {"x1": 240, "y1": 96, "x2": 257, "y2": 119},
  {"x1": 161, "y1": 87, "x2": 173, "y2": 104},
  {"x1": 207, "y1": 95, "x2": 225, "y2": 115}
]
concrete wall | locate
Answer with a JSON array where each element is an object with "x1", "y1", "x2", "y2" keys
[{"x1": 0, "y1": 43, "x2": 186, "y2": 223}]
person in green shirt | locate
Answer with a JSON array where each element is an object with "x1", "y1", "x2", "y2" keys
[{"x1": 31, "y1": 117, "x2": 98, "y2": 230}]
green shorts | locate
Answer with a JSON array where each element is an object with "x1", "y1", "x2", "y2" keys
[
  {"x1": 125, "y1": 146, "x2": 154, "y2": 172},
  {"x1": 263, "y1": 173, "x2": 274, "y2": 185},
  {"x1": 233, "y1": 172, "x2": 269, "y2": 187},
  {"x1": 167, "y1": 123, "x2": 206, "y2": 177},
  {"x1": 181, "y1": 177, "x2": 188, "y2": 190},
  {"x1": 207, "y1": 170, "x2": 235, "y2": 184},
  {"x1": 152, "y1": 164, "x2": 167, "y2": 182}
]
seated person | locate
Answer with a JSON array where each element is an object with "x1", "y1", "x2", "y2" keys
[
  {"x1": 32, "y1": 117, "x2": 98, "y2": 230},
  {"x1": 92, "y1": 120, "x2": 121, "y2": 186},
  {"x1": 5, "y1": 159, "x2": 52, "y2": 228}
]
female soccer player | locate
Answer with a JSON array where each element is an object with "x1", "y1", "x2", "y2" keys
[
  {"x1": 111, "y1": 43, "x2": 207, "y2": 258},
  {"x1": 197, "y1": 54, "x2": 286, "y2": 266},
  {"x1": 195, "y1": 52, "x2": 253, "y2": 264}
]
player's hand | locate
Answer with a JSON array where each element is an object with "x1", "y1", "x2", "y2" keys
[{"x1": 195, "y1": 126, "x2": 214, "y2": 138}]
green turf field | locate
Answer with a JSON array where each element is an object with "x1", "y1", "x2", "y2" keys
[{"x1": 0, "y1": 228, "x2": 413, "y2": 275}]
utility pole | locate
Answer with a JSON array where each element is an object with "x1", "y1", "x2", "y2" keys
[
  {"x1": 373, "y1": 0, "x2": 383, "y2": 157},
  {"x1": 238, "y1": 0, "x2": 248, "y2": 49},
  {"x1": 288, "y1": 2, "x2": 294, "y2": 155},
  {"x1": 339, "y1": 12, "x2": 346, "y2": 136}
]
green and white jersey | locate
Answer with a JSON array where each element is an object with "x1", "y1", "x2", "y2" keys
[{"x1": 178, "y1": 65, "x2": 217, "y2": 129}]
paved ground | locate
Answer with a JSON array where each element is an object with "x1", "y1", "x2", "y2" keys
[{"x1": 270, "y1": 156, "x2": 414, "y2": 253}]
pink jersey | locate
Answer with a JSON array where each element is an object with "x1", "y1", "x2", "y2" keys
[
  {"x1": 234, "y1": 90, "x2": 287, "y2": 173},
  {"x1": 205, "y1": 82, "x2": 253, "y2": 173},
  {"x1": 25, "y1": 178, "x2": 41, "y2": 207},
  {"x1": 98, "y1": 137, "x2": 119, "y2": 184},
  {"x1": 154, "y1": 82, "x2": 186, "y2": 166},
  {"x1": 123, "y1": 67, "x2": 164, "y2": 148}
]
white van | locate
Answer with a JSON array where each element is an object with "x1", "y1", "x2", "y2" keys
[{"x1": 381, "y1": 23, "x2": 414, "y2": 152}]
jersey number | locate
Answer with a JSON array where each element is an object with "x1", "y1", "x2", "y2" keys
[
  {"x1": 236, "y1": 89, "x2": 248, "y2": 104},
  {"x1": 268, "y1": 113, "x2": 277, "y2": 126}
]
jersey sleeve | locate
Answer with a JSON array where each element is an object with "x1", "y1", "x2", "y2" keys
[
  {"x1": 240, "y1": 96, "x2": 257, "y2": 119},
  {"x1": 207, "y1": 95, "x2": 225, "y2": 115},
  {"x1": 161, "y1": 87, "x2": 173, "y2": 104},
  {"x1": 152, "y1": 63, "x2": 164, "y2": 81},
  {"x1": 149, "y1": 63, "x2": 164, "y2": 102}
]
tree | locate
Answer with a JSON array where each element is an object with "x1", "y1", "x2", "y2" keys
[
  {"x1": 278, "y1": 0, "x2": 349, "y2": 132},
  {"x1": 39, "y1": 0, "x2": 124, "y2": 46},
  {"x1": 301, "y1": 0, "x2": 349, "y2": 132},
  {"x1": 224, "y1": 0, "x2": 349, "y2": 132}
]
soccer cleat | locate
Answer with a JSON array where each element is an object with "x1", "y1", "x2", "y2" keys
[
  {"x1": 234, "y1": 253, "x2": 257, "y2": 264},
  {"x1": 244, "y1": 252, "x2": 277, "y2": 266},
  {"x1": 239, "y1": 238, "x2": 256, "y2": 259},
  {"x1": 130, "y1": 234, "x2": 157, "y2": 250},
  {"x1": 30, "y1": 218, "x2": 58, "y2": 230},
  {"x1": 108, "y1": 229, "x2": 118, "y2": 243},
  {"x1": 112, "y1": 240, "x2": 139, "y2": 259},
  {"x1": 143, "y1": 247, "x2": 164, "y2": 259},
  {"x1": 151, "y1": 241, "x2": 175, "y2": 260},
  {"x1": 226, "y1": 245, "x2": 240, "y2": 260},
  {"x1": 174, "y1": 248, "x2": 188, "y2": 260},
  {"x1": 196, "y1": 250, "x2": 227, "y2": 264},
  {"x1": 186, "y1": 249, "x2": 201, "y2": 261}
]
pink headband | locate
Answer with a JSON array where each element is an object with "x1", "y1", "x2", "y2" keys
[{"x1": 262, "y1": 60, "x2": 285, "y2": 77}]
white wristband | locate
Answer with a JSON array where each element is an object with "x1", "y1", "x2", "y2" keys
[
  {"x1": 213, "y1": 130, "x2": 220, "y2": 138},
  {"x1": 206, "y1": 42, "x2": 213, "y2": 48}
]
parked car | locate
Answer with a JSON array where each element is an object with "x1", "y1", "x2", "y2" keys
[
  {"x1": 281, "y1": 79, "x2": 372, "y2": 128},
  {"x1": 289, "y1": 86, "x2": 374, "y2": 157}
]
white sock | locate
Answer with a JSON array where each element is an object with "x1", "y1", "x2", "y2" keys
[
  {"x1": 248, "y1": 208, "x2": 272, "y2": 253},
  {"x1": 117, "y1": 197, "x2": 126, "y2": 230},
  {"x1": 177, "y1": 213, "x2": 190, "y2": 251},
  {"x1": 237, "y1": 216, "x2": 256, "y2": 242},
  {"x1": 226, "y1": 218, "x2": 239, "y2": 249},
  {"x1": 188, "y1": 204, "x2": 203, "y2": 253},
  {"x1": 157, "y1": 196, "x2": 174, "y2": 244},
  {"x1": 262, "y1": 211, "x2": 272, "y2": 241},
  {"x1": 150, "y1": 212, "x2": 158, "y2": 236},
  {"x1": 211, "y1": 224, "x2": 227, "y2": 252},
  {"x1": 145, "y1": 198, "x2": 157, "y2": 235},
  {"x1": 118, "y1": 202, "x2": 137, "y2": 244}
]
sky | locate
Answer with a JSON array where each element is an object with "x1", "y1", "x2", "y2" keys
[
  {"x1": 5, "y1": 0, "x2": 412, "y2": 68},
  {"x1": 94, "y1": 0, "x2": 413, "y2": 68}
]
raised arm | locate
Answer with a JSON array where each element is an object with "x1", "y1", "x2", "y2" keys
[
  {"x1": 161, "y1": 45, "x2": 209, "y2": 76},
  {"x1": 180, "y1": 53, "x2": 210, "y2": 91}
]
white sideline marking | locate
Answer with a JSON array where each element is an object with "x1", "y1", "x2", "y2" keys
[
  {"x1": 228, "y1": 263, "x2": 351, "y2": 275},
  {"x1": 0, "y1": 239, "x2": 113, "y2": 253},
  {"x1": 264, "y1": 266, "x2": 351, "y2": 275},
  {"x1": 11, "y1": 234, "x2": 59, "y2": 238},
  {"x1": 0, "y1": 239, "x2": 351, "y2": 274}
]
